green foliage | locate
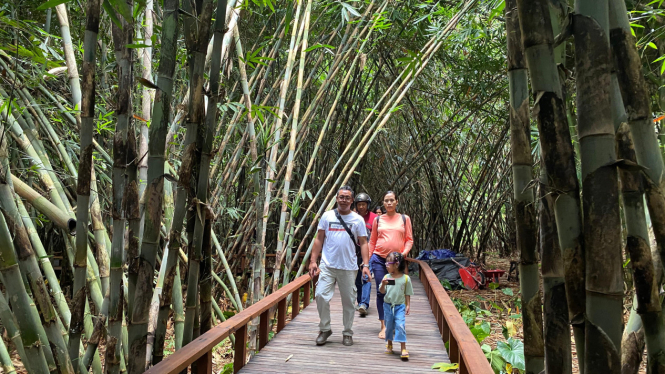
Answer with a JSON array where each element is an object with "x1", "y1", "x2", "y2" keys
[{"x1": 496, "y1": 338, "x2": 525, "y2": 371}]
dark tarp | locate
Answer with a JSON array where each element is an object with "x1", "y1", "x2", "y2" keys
[{"x1": 409, "y1": 256, "x2": 471, "y2": 289}]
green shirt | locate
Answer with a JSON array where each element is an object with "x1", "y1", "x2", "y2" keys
[{"x1": 382, "y1": 274, "x2": 414, "y2": 306}]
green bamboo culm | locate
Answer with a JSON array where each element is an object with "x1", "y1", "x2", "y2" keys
[
  {"x1": 196, "y1": 0, "x2": 228, "y2": 337},
  {"x1": 608, "y1": 0, "x2": 665, "y2": 279},
  {"x1": 514, "y1": 0, "x2": 586, "y2": 369},
  {"x1": 134, "y1": 0, "x2": 181, "y2": 366},
  {"x1": 69, "y1": 0, "x2": 102, "y2": 367},
  {"x1": 0, "y1": 134, "x2": 50, "y2": 374},
  {"x1": 572, "y1": 0, "x2": 623, "y2": 371},
  {"x1": 0, "y1": 331, "x2": 15, "y2": 374},
  {"x1": 180, "y1": 0, "x2": 215, "y2": 348},
  {"x1": 505, "y1": 1, "x2": 545, "y2": 372},
  {"x1": 107, "y1": 0, "x2": 134, "y2": 372},
  {"x1": 615, "y1": 124, "x2": 665, "y2": 373}
]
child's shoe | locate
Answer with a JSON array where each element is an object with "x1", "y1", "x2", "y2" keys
[
  {"x1": 385, "y1": 342, "x2": 393, "y2": 354},
  {"x1": 400, "y1": 349, "x2": 409, "y2": 360}
]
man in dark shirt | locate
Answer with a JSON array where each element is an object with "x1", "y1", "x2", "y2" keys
[{"x1": 354, "y1": 193, "x2": 377, "y2": 317}]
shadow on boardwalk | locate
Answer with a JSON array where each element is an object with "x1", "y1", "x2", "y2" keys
[{"x1": 239, "y1": 277, "x2": 450, "y2": 373}]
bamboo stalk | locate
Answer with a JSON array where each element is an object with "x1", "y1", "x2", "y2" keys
[
  {"x1": 54, "y1": 4, "x2": 82, "y2": 112},
  {"x1": 573, "y1": 0, "x2": 622, "y2": 371},
  {"x1": 107, "y1": 1, "x2": 134, "y2": 371},
  {"x1": 505, "y1": 1, "x2": 544, "y2": 371},
  {"x1": 69, "y1": 0, "x2": 102, "y2": 366}
]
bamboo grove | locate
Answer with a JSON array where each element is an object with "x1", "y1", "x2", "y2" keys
[{"x1": 0, "y1": 0, "x2": 664, "y2": 372}]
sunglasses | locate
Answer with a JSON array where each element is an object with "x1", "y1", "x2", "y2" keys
[{"x1": 386, "y1": 261, "x2": 398, "y2": 265}]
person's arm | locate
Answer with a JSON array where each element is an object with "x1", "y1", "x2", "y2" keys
[
  {"x1": 405, "y1": 276, "x2": 414, "y2": 315},
  {"x1": 358, "y1": 236, "x2": 371, "y2": 278},
  {"x1": 379, "y1": 275, "x2": 389, "y2": 294},
  {"x1": 368, "y1": 217, "x2": 379, "y2": 257},
  {"x1": 402, "y1": 216, "x2": 414, "y2": 256},
  {"x1": 309, "y1": 229, "x2": 325, "y2": 278}
]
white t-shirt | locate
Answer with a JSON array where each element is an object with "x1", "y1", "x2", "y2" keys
[{"x1": 317, "y1": 210, "x2": 367, "y2": 271}]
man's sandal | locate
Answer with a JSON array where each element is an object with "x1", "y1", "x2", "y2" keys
[
  {"x1": 385, "y1": 343, "x2": 393, "y2": 354},
  {"x1": 401, "y1": 349, "x2": 409, "y2": 360}
]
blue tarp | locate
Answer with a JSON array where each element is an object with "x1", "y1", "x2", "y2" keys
[{"x1": 415, "y1": 249, "x2": 456, "y2": 261}]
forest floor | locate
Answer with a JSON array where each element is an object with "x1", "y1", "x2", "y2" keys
[{"x1": 449, "y1": 252, "x2": 647, "y2": 374}]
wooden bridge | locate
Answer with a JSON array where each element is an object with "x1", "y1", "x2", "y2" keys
[{"x1": 146, "y1": 259, "x2": 493, "y2": 374}]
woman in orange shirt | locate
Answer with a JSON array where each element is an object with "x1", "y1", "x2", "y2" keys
[{"x1": 368, "y1": 191, "x2": 413, "y2": 339}]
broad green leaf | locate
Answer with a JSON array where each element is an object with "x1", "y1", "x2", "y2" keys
[
  {"x1": 497, "y1": 338, "x2": 525, "y2": 371},
  {"x1": 502, "y1": 288, "x2": 514, "y2": 296},
  {"x1": 470, "y1": 321, "x2": 491, "y2": 343},
  {"x1": 37, "y1": 0, "x2": 69, "y2": 11}
]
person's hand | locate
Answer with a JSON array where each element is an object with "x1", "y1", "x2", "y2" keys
[
  {"x1": 381, "y1": 278, "x2": 390, "y2": 286},
  {"x1": 308, "y1": 262, "x2": 319, "y2": 279},
  {"x1": 406, "y1": 305, "x2": 410, "y2": 315},
  {"x1": 362, "y1": 266, "x2": 371, "y2": 280}
]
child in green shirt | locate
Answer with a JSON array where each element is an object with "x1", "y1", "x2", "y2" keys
[{"x1": 379, "y1": 252, "x2": 414, "y2": 360}]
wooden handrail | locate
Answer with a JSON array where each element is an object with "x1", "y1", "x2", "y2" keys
[
  {"x1": 407, "y1": 258, "x2": 494, "y2": 374},
  {"x1": 146, "y1": 274, "x2": 312, "y2": 374}
]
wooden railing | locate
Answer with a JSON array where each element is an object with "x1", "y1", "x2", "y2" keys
[
  {"x1": 145, "y1": 274, "x2": 312, "y2": 374},
  {"x1": 407, "y1": 258, "x2": 494, "y2": 374}
]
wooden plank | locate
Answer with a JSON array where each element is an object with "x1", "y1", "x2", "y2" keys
[{"x1": 239, "y1": 277, "x2": 449, "y2": 373}]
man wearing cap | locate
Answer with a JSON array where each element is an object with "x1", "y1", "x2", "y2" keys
[{"x1": 354, "y1": 192, "x2": 377, "y2": 317}]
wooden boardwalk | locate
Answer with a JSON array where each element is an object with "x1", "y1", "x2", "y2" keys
[{"x1": 239, "y1": 277, "x2": 450, "y2": 373}]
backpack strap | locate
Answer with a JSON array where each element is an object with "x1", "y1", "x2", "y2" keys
[
  {"x1": 401, "y1": 214, "x2": 406, "y2": 226},
  {"x1": 374, "y1": 215, "x2": 380, "y2": 231}
]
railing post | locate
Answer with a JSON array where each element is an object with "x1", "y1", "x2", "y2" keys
[
  {"x1": 277, "y1": 298, "x2": 287, "y2": 333},
  {"x1": 449, "y1": 335, "x2": 459, "y2": 364},
  {"x1": 303, "y1": 281, "x2": 311, "y2": 308},
  {"x1": 195, "y1": 350, "x2": 212, "y2": 374},
  {"x1": 234, "y1": 324, "x2": 248, "y2": 374},
  {"x1": 292, "y1": 287, "x2": 300, "y2": 319},
  {"x1": 460, "y1": 358, "x2": 468, "y2": 374},
  {"x1": 259, "y1": 310, "x2": 269, "y2": 350}
]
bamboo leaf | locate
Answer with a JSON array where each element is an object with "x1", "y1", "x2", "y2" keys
[
  {"x1": 305, "y1": 43, "x2": 335, "y2": 52},
  {"x1": 36, "y1": 0, "x2": 69, "y2": 11}
]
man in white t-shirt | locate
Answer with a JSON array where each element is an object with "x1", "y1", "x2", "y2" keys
[{"x1": 309, "y1": 186, "x2": 370, "y2": 346}]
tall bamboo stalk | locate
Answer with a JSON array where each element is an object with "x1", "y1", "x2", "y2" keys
[
  {"x1": 0, "y1": 131, "x2": 50, "y2": 374},
  {"x1": 609, "y1": 0, "x2": 665, "y2": 278},
  {"x1": 515, "y1": 0, "x2": 586, "y2": 368},
  {"x1": 616, "y1": 123, "x2": 665, "y2": 373},
  {"x1": 179, "y1": 0, "x2": 214, "y2": 349},
  {"x1": 135, "y1": 0, "x2": 181, "y2": 366},
  {"x1": 69, "y1": 0, "x2": 102, "y2": 366},
  {"x1": 139, "y1": 0, "x2": 155, "y2": 200},
  {"x1": 272, "y1": 0, "x2": 312, "y2": 294},
  {"x1": 573, "y1": 0, "x2": 622, "y2": 371},
  {"x1": 505, "y1": 1, "x2": 544, "y2": 371},
  {"x1": 107, "y1": 1, "x2": 134, "y2": 372}
]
